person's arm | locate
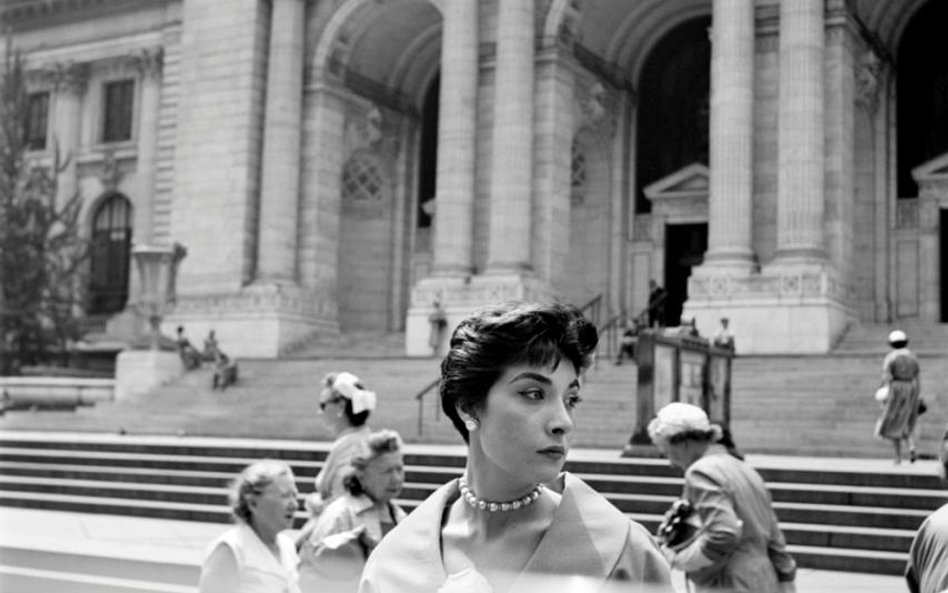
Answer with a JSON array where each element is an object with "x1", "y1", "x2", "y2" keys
[
  {"x1": 199, "y1": 542, "x2": 240, "y2": 593},
  {"x1": 300, "y1": 503, "x2": 370, "y2": 581},
  {"x1": 767, "y1": 520, "x2": 797, "y2": 587}
]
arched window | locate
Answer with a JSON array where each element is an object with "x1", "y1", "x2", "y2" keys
[{"x1": 88, "y1": 194, "x2": 132, "y2": 314}]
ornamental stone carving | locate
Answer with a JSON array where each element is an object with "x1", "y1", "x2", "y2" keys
[
  {"x1": 856, "y1": 50, "x2": 882, "y2": 113},
  {"x1": 133, "y1": 47, "x2": 164, "y2": 80},
  {"x1": 575, "y1": 79, "x2": 616, "y2": 137},
  {"x1": 43, "y1": 61, "x2": 89, "y2": 94}
]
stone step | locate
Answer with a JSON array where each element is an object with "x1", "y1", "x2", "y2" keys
[{"x1": 0, "y1": 434, "x2": 940, "y2": 576}]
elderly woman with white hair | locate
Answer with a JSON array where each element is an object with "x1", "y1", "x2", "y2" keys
[
  {"x1": 648, "y1": 402, "x2": 796, "y2": 593},
  {"x1": 199, "y1": 459, "x2": 301, "y2": 593},
  {"x1": 875, "y1": 329, "x2": 922, "y2": 464}
]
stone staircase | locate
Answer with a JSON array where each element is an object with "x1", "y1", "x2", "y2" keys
[
  {"x1": 0, "y1": 431, "x2": 941, "y2": 581},
  {"x1": 834, "y1": 320, "x2": 948, "y2": 355},
  {"x1": 1, "y1": 340, "x2": 945, "y2": 457}
]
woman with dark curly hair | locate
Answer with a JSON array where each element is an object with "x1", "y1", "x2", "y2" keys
[{"x1": 359, "y1": 301, "x2": 672, "y2": 593}]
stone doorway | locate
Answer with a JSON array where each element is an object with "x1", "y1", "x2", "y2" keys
[{"x1": 664, "y1": 223, "x2": 707, "y2": 327}]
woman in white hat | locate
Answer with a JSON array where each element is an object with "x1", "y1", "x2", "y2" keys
[
  {"x1": 296, "y1": 372, "x2": 377, "y2": 547},
  {"x1": 875, "y1": 330, "x2": 922, "y2": 463},
  {"x1": 648, "y1": 402, "x2": 796, "y2": 593}
]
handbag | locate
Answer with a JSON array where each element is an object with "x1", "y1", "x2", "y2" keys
[{"x1": 656, "y1": 499, "x2": 701, "y2": 550}]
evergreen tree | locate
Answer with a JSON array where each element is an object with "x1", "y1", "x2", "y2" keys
[{"x1": 0, "y1": 46, "x2": 88, "y2": 374}]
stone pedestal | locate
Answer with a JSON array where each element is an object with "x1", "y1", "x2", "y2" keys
[
  {"x1": 114, "y1": 350, "x2": 184, "y2": 401},
  {"x1": 684, "y1": 268, "x2": 854, "y2": 354},
  {"x1": 405, "y1": 274, "x2": 553, "y2": 357},
  {"x1": 165, "y1": 283, "x2": 338, "y2": 359}
]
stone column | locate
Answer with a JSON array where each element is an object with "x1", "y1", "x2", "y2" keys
[
  {"x1": 486, "y1": 1, "x2": 535, "y2": 273},
  {"x1": 703, "y1": 0, "x2": 755, "y2": 271},
  {"x1": 256, "y1": 0, "x2": 305, "y2": 283},
  {"x1": 134, "y1": 48, "x2": 164, "y2": 244},
  {"x1": 431, "y1": 0, "x2": 478, "y2": 276},
  {"x1": 49, "y1": 62, "x2": 87, "y2": 206},
  {"x1": 774, "y1": 0, "x2": 826, "y2": 263}
]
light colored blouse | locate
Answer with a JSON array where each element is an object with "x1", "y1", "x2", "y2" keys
[
  {"x1": 314, "y1": 426, "x2": 371, "y2": 501},
  {"x1": 199, "y1": 523, "x2": 301, "y2": 593},
  {"x1": 358, "y1": 472, "x2": 672, "y2": 593}
]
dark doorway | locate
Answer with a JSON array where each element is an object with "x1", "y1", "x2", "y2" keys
[
  {"x1": 665, "y1": 223, "x2": 708, "y2": 327},
  {"x1": 897, "y1": 0, "x2": 948, "y2": 198},
  {"x1": 941, "y1": 210, "x2": 948, "y2": 322},
  {"x1": 635, "y1": 16, "x2": 711, "y2": 213},
  {"x1": 417, "y1": 74, "x2": 439, "y2": 230},
  {"x1": 88, "y1": 193, "x2": 132, "y2": 315}
]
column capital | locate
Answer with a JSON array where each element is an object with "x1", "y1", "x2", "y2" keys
[
  {"x1": 44, "y1": 61, "x2": 89, "y2": 94},
  {"x1": 133, "y1": 47, "x2": 165, "y2": 81}
]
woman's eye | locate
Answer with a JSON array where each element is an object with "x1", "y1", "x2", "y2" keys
[
  {"x1": 520, "y1": 388, "x2": 544, "y2": 401},
  {"x1": 565, "y1": 394, "x2": 583, "y2": 409}
]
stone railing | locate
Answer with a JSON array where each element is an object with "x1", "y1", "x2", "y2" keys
[{"x1": 0, "y1": 377, "x2": 114, "y2": 410}]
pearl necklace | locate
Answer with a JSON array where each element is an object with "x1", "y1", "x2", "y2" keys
[{"x1": 458, "y1": 475, "x2": 543, "y2": 512}]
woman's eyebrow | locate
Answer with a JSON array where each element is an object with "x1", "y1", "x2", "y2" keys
[{"x1": 508, "y1": 372, "x2": 553, "y2": 385}]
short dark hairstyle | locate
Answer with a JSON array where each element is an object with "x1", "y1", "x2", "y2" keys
[{"x1": 439, "y1": 301, "x2": 598, "y2": 443}]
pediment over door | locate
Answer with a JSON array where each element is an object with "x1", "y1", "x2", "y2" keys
[
  {"x1": 643, "y1": 162, "x2": 709, "y2": 222},
  {"x1": 913, "y1": 152, "x2": 948, "y2": 183}
]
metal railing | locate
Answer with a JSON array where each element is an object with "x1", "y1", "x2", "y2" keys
[{"x1": 414, "y1": 377, "x2": 441, "y2": 437}]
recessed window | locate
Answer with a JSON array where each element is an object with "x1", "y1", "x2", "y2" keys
[
  {"x1": 25, "y1": 91, "x2": 49, "y2": 151},
  {"x1": 101, "y1": 79, "x2": 134, "y2": 143}
]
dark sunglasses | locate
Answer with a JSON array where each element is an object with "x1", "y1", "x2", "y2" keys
[{"x1": 319, "y1": 397, "x2": 345, "y2": 411}]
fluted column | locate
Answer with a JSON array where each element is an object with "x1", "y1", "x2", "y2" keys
[
  {"x1": 704, "y1": 0, "x2": 755, "y2": 270},
  {"x1": 134, "y1": 48, "x2": 163, "y2": 244},
  {"x1": 775, "y1": 0, "x2": 826, "y2": 262},
  {"x1": 431, "y1": 0, "x2": 478, "y2": 276},
  {"x1": 257, "y1": 0, "x2": 305, "y2": 283},
  {"x1": 49, "y1": 63, "x2": 87, "y2": 205},
  {"x1": 486, "y1": 1, "x2": 535, "y2": 273}
]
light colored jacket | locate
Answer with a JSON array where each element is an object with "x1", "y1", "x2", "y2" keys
[
  {"x1": 299, "y1": 493, "x2": 406, "y2": 593},
  {"x1": 680, "y1": 445, "x2": 796, "y2": 592},
  {"x1": 358, "y1": 472, "x2": 672, "y2": 593},
  {"x1": 314, "y1": 426, "x2": 372, "y2": 501},
  {"x1": 199, "y1": 523, "x2": 300, "y2": 593}
]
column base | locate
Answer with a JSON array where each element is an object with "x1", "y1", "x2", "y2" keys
[
  {"x1": 405, "y1": 274, "x2": 554, "y2": 357},
  {"x1": 165, "y1": 283, "x2": 338, "y2": 358},
  {"x1": 685, "y1": 265, "x2": 854, "y2": 354}
]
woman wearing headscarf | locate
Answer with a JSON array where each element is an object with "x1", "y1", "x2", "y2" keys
[
  {"x1": 299, "y1": 429, "x2": 406, "y2": 593},
  {"x1": 359, "y1": 301, "x2": 672, "y2": 593},
  {"x1": 875, "y1": 329, "x2": 922, "y2": 464},
  {"x1": 297, "y1": 371, "x2": 377, "y2": 547},
  {"x1": 199, "y1": 460, "x2": 301, "y2": 593},
  {"x1": 648, "y1": 402, "x2": 796, "y2": 593}
]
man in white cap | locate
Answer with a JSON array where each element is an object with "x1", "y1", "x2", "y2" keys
[
  {"x1": 875, "y1": 330, "x2": 922, "y2": 463},
  {"x1": 648, "y1": 402, "x2": 796, "y2": 593}
]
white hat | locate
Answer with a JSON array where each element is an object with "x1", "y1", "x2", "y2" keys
[
  {"x1": 323, "y1": 372, "x2": 378, "y2": 415},
  {"x1": 648, "y1": 402, "x2": 711, "y2": 441},
  {"x1": 888, "y1": 330, "x2": 907, "y2": 345}
]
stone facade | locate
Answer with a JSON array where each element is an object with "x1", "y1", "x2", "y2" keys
[{"x1": 5, "y1": 0, "x2": 943, "y2": 356}]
